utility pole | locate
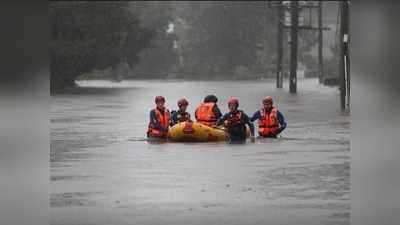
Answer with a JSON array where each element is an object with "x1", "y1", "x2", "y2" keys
[
  {"x1": 339, "y1": 1, "x2": 350, "y2": 111},
  {"x1": 318, "y1": 1, "x2": 324, "y2": 83},
  {"x1": 274, "y1": 1, "x2": 330, "y2": 93},
  {"x1": 289, "y1": 1, "x2": 298, "y2": 94},
  {"x1": 276, "y1": 2, "x2": 284, "y2": 88}
]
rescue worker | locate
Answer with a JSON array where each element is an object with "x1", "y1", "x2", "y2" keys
[
  {"x1": 251, "y1": 96, "x2": 286, "y2": 138},
  {"x1": 195, "y1": 94, "x2": 222, "y2": 127},
  {"x1": 170, "y1": 98, "x2": 192, "y2": 126},
  {"x1": 216, "y1": 98, "x2": 255, "y2": 143},
  {"x1": 147, "y1": 96, "x2": 171, "y2": 138}
]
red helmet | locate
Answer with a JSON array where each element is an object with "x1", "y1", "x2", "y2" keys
[
  {"x1": 155, "y1": 96, "x2": 165, "y2": 103},
  {"x1": 263, "y1": 96, "x2": 273, "y2": 104},
  {"x1": 177, "y1": 98, "x2": 189, "y2": 107},
  {"x1": 228, "y1": 97, "x2": 239, "y2": 107}
]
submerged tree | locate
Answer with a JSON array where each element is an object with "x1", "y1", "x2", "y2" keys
[{"x1": 50, "y1": 1, "x2": 154, "y2": 92}]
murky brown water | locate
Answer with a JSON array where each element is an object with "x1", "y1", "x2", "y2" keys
[{"x1": 50, "y1": 79, "x2": 349, "y2": 225}]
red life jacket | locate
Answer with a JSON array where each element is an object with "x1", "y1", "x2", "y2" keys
[
  {"x1": 225, "y1": 111, "x2": 243, "y2": 128},
  {"x1": 147, "y1": 108, "x2": 170, "y2": 138},
  {"x1": 258, "y1": 107, "x2": 279, "y2": 137},
  {"x1": 225, "y1": 111, "x2": 246, "y2": 133},
  {"x1": 195, "y1": 102, "x2": 217, "y2": 127}
]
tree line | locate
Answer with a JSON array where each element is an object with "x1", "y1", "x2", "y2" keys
[{"x1": 50, "y1": 1, "x2": 320, "y2": 92}]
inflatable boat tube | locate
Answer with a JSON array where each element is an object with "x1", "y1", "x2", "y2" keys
[{"x1": 168, "y1": 121, "x2": 250, "y2": 142}]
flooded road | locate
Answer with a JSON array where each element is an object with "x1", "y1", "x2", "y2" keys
[{"x1": 50, "y1": 79, "x2": 350, "y2": 225}]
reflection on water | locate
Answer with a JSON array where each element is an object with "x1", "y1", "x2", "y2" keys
[{"x1": 51, "y1": 79, "x2": 349, "y2": 225}]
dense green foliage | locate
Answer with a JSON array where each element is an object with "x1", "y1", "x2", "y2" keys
[
  {"x1": 127, "y1": 2, "x2": 179, "y2": 79},
  {"x1": 173, "y1": 2, "x2": 318, "y2": 79},
  {"x1": 50, "y1": 1, "x2": 322, "y2": 89},
  {"x1": 50, "y1": 2, "x2": 153, "y2": 91},
  {"x1": 173, "y1": 2, "x2": 276, "y2": 79}
]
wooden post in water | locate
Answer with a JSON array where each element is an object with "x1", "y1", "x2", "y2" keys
[
  {"x1": 318, "y1": 1, "x2": 324, "y2": 83},
  {"x1": 344, "y1": 1, "x2": 350, "y2": 111},
  {"x1": 276, "y1": 2, "x2": 284, "y2": 88},
  {"x1": 339, "y1": 1, "x2": 350, "y2": 111},
  {"x1": 289, "y1": 1, "x2": 298, "y2": 94}
]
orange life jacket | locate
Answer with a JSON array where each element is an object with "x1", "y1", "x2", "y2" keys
[
  {"x1": 147, "y1": 108, "x2": 170, "y2": 138},
  {"x1": 258, "y1": 107, "x2": 279, "y2": 137},
  {"x1": 225, "y1": 111, "x2": 246, "y2": 134},
  {"x1": 195, "y1": 102, "x2": 217, "y2": 127},
  {"x1": 225, "y1": 111, "x2": 243, "y2": 128}
]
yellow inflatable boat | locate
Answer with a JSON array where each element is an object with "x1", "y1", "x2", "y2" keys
[
  {"x1": 168, "y1": 122, "x2": 227, "y2": 142},
  {"x1": 167, "y1": 121, "x2": 249, "y2": 142}
]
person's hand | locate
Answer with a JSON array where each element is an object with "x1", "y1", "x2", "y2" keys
[{"x1": 250, "y1": 136, "x2": 255, "y2": 143}]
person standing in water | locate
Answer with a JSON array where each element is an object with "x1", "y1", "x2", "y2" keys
[
  {"x1": 147, "y1": 96, "x2": 170, "y2": 138},
  {"x1": 170, "y1": 98, "x2": 191, "y2": 126},
  {"x1": 251, "y1": 96, "x2": 286, "y2": 138},
  {"x1": 216, "y1": 98, "x2": 255, "y2": 143},
  {"x1": 195, "y1": 94, "x2": 223, "y2": 127}
]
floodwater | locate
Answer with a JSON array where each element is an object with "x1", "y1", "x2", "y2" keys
[{"x1": 50, "y1": 79, "x2": 350, "y2": 225}]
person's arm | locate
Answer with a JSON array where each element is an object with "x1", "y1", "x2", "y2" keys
[
  {"x1": 194, "y1": 108, "x2": 198, "y2": 120},
  {"x1": 243, "y1": 113, "x2": 255, "y2": 136},
  {"x1": 276, "y1": 111, "x2": 287, "y2": 134},
  {"x1": 216, "y1": 113, "x2": 228, "y2": 126},
  {"x1": 170, "y1": 111, "x2": 177, "y2": 126},
  {"x1": 250, "y1": 111, "x2": 261, "y2": 122},
  {"x1": 213, "y1": 105, "x2": 223, "y2": 120}
]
